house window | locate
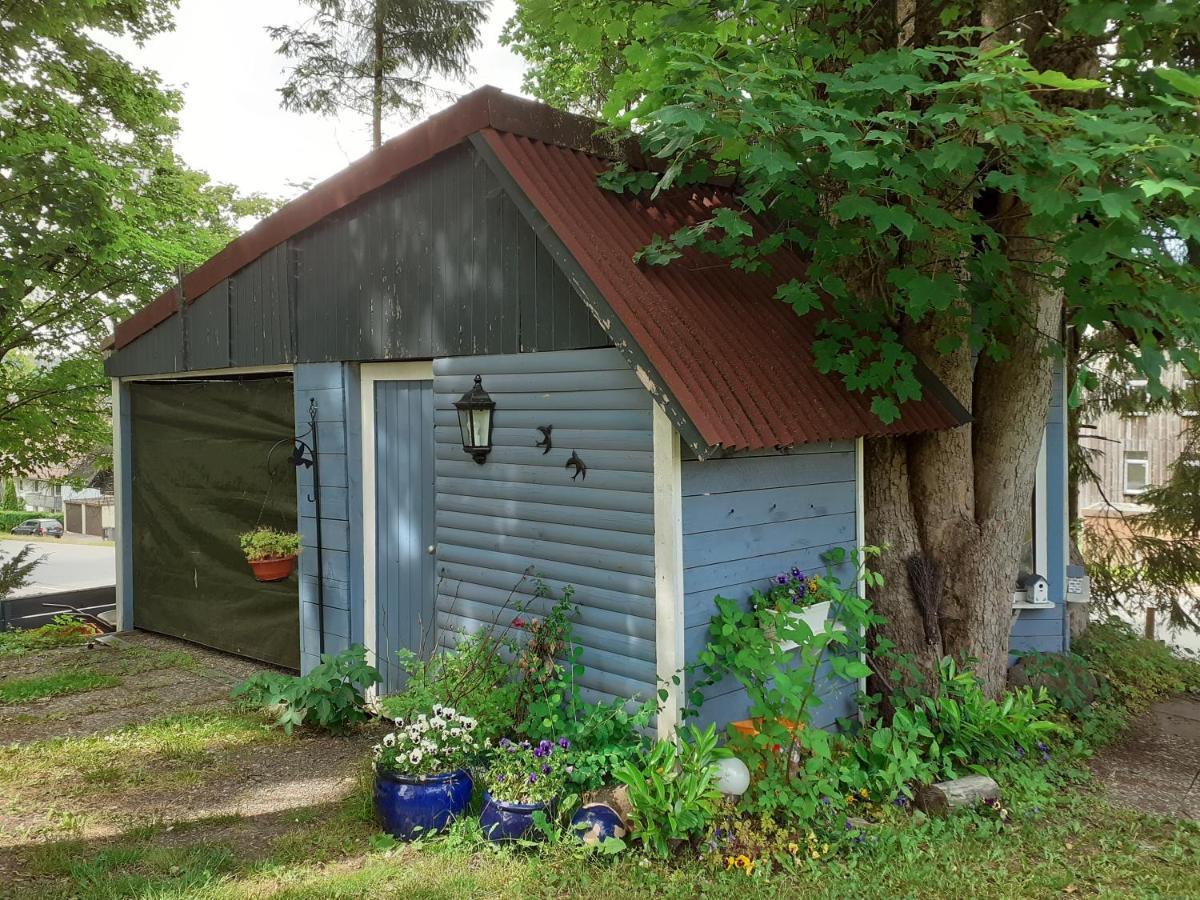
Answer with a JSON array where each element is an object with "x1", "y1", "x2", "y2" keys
[
  {"x1": 1124, "y1": 450, "x2": 1150, "y2": 495},
  {"x1": 1183, "y1": 379, "x2": 1198, "y2": 417},
  {"x1": 1125, "y1": 379, "x2": 1149, "y2": 417}
]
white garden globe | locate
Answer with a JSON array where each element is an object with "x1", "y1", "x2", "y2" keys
[{"x1": 714, "y1": 756, "x2": 750, "y2": 796}]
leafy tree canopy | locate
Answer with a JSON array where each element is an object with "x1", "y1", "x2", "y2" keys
[
  {"x1": 508, "y1": 0, "x2": 1200, "y2": 424},
  {"x1": 0, "y1": 1, "x2": 272, "y2": 478}
]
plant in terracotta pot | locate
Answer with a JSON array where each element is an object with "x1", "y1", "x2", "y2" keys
[
  {"x1": 480, "y1": 736, "x2": 572, "y2": 842},
  {"x1": 239, "y1": 527, "x2": 301, "y2": 582},
  {"x1": 373, "y1": 705, "x2": 480, "y2": 841}
]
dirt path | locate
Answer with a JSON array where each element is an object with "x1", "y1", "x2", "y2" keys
[{"x1": 1090, "y1": 695, "x2": 1200, "y2": 820}]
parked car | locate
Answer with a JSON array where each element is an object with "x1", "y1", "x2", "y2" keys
[{"x1": 10, "y1": 518, "x2": 63, "y2": 538}]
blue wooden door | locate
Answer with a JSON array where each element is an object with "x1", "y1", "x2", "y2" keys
[{"x1": 374, "y1": 379, "x2": 436, "y2": 692}]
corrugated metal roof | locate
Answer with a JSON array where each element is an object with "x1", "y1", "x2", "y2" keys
[{"x1": 482, "y1": 129, "x2": 965, "y2": 450}]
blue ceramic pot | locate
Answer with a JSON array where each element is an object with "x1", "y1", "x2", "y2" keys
[
  {"x1": 570, "y1": 803, "x2": 628, "y2": 846},
  {"x1": 479, "y1": 791, "x2": 553, "y2": 842},
  {"x1": 374, "y1": 768, "x2": 472, "y2": 841}
]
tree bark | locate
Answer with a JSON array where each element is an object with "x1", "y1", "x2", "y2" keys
[
  {"x1": 371, "y1": 0, "x2": 385, "y2": 150},
  {"x1": 866, "y1": 214, "x2": 1063, "y2": 697}
]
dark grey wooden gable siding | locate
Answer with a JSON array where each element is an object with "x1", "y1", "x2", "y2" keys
[
  {"x1": 294, "y1": 143, "x2": 608, "y2": 363},
  {"x1": 107, "y1": 315, "x2": 185, "y2": 377},
  {"x1": 187, "y1": 284, "x2": 231, "y2": 371},
  {"x1": 432, "y1": 348, "x2": 656, "y2": 708},
  {"x1": 230, "y1": 244, "x2": 294, "y2": 366},
  {"x1": 107, "y1": 144, "x2": 607, "y2": 377},
  {"x1": 680, "y1": 445, "x2": 860, "y2": 729}
]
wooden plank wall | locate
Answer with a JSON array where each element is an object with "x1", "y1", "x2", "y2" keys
[
  {"x1": 1011, "y1": 363, "x2": 1069, "y2": 655},
  {"x1": 108, "y1": 146, "x2": 608, "y2": 377},
  {"x1": 431, "y1": 348, "x2": 657, "y2": 708},
  {"x1": 680, "y1": 445, "x2": 860, "y2": 729},
  {"x1": 295, "y1": 362, "x2": 364, "y2": 670}
]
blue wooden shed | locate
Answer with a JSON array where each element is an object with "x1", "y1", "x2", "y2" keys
[{"x1": 104, "y1": 88, "x2": 1070, "y2": 734}]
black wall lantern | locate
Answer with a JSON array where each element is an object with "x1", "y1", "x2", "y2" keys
[{"x1": 454, "y1": 374, "x2": 495, "y2": 464}]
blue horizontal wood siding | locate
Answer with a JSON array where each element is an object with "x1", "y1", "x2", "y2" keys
[
  {"x1": 1011, "y1": 362, "x2": 1069, "y2": 657},
  {"x1": 681, "y1": 445, "x2": 860, "y2": 730},
  {"x1": 295, "y1": 362, "x2": 364, "y2": 670},
  {"x1": 432, "y1": 348, "x2": 656, "y2": 707}
]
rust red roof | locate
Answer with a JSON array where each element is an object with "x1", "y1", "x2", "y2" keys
[
  {"x1": 480, "y1": 129, "x2": 964, "y2": 450},
  {"x1": 109, "y1": 87, "x2": 966, "y2": 450}
]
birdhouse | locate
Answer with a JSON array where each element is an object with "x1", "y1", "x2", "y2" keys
[{"x1": 1017, "y1": 573, "x2": 1050, "y2": 606}]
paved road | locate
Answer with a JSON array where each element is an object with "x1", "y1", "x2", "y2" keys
[
  {"x1": 1, "y1": 539, "x2": 115, "y2": 598},
  {"x1": 1, "y1": 585, "x2": 116, "y2": 631}
]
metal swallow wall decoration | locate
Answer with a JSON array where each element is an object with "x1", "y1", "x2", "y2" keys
[
  {"x1": 566, "y1": 450, "x2": 587, "y2": 481},
  {"x1": 535, "y1": 425, "x2": 553, "y2": 455}
]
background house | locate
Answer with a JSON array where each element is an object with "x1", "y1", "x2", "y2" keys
[
  {"x1": 1079, "y1": 368, "x2": 1195, "y2": 517},
  {"x1": 103, "y1": 89, "x2": 1068, "y2": 733}
]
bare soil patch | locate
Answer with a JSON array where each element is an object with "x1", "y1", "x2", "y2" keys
[{"x1": 1091, "y1": 695, "x2": 1200, "y2": 820}]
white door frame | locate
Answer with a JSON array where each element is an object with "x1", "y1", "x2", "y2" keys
[{"x1": 359, "y1": 362, "x2": 435, "y2": 673}]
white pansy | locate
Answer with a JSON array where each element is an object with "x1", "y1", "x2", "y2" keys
[
  {"x1": 442, "y1": 707, "x2": 456, "y2": 718},
  {"x1": 382, "y1": 733, "x2": 396, "y2": 747},
  {"x1": 409, "y1": 749, "x2": 423, "y2": 766}
]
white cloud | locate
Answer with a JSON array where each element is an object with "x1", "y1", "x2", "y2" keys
[{"x1": 104, "y1": 0, "x2": 527, "y2": 200}]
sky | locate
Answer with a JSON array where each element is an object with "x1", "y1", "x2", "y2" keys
[{"x1": 105, "y1": 0, "x2": 528, "y2": 201}]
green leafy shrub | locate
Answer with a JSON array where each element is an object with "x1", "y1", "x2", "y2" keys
[
  {"x1": 691, "y1": 547, "x2": 879, "y2": 817},
  {"x1": 614, "y1": 723, "x2": 730, "y2": 857},
  {"x1": 869, "y1": 656, "x2": 1066, "y2": 776},
  {"x1": 238, "y1": 527, "x2": 301, "y2": 562},
  {"x1": 233, "y1": 645, "x2": 380, "y2": 734},
  {"x1": 512, "y1": 580, "x2": 656, "y2": 792},
  {"x1": 1010, "y1": 650, "x2": 1104, "y2": 718},
  {"x1": 380, "y1": 628, "x2": 521, "y2": 743},
  {"x1": 378, "y1": 575, "x2": 654, "y2": 793}
]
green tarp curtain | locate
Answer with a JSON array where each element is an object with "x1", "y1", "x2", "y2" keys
[{"x1": 130, "y1": 377, "x2": 300, "y2": 668}]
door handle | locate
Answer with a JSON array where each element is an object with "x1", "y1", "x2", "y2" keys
[{"x1": 427, "y1": 544, "x2": 436, "y2": 555}]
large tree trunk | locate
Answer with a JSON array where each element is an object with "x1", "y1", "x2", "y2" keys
[{"x1": 866, "y1": 216, "x2": 1064, "y2": 697}]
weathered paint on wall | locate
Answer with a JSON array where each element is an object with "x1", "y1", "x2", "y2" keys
[
  {"x1": 681, "y1": 446, "x2": 860, "y2": 729},
  {"x1": 108, "y1": 146, "x2": 607, "y2": 378},
  {"x1": 295, "y1": 362, "x2": 364, "y2": 670},
  {"x1": 432, "y1": 348, "x2": 657, "y2": 708},
  {"x1": 1011, "y1": 362, "x2": 1070, "y2": 656}
]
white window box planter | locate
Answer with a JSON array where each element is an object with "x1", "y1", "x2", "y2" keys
[{"x1": 778, "y1": 600, "x2": 838, "y2": 651}]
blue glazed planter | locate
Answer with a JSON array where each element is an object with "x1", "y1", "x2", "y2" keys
[
  {"x1": 570, "y1": 803, "x2": 628, "y2": 846},
  {"x1": 479, "y1": 791, "x2": 553, "y2": 842},
  {"x1": 374, "y1": 768, "x2": 472, "y2": 841}
]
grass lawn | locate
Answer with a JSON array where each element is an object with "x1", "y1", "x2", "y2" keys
[
  {"x1": 1, "y1": 632, "x2": 1197, "y2": 899},
  {"x1": 0, "y1": 670, "x2": 120, "y2": 704}
]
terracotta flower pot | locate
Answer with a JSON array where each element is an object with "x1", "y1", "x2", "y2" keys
[{"x1": 247, "y1": 554, "x2": 298, "y2": 582}]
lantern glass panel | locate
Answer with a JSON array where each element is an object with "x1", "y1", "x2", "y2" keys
[
  {"x1": 457, "y1": 407, "x2": 473, "y2": 448},
  {"x1": 470, "y1": 407, "x2": 491, "y2": 447}
]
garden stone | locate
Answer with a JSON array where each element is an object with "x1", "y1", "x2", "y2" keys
[
  {"x1": 915, "y1": 775, "x2": 1000, "y2": 815},
  {"x1": 582, "y1": 785, "x2": 634, "y2": 827}
]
